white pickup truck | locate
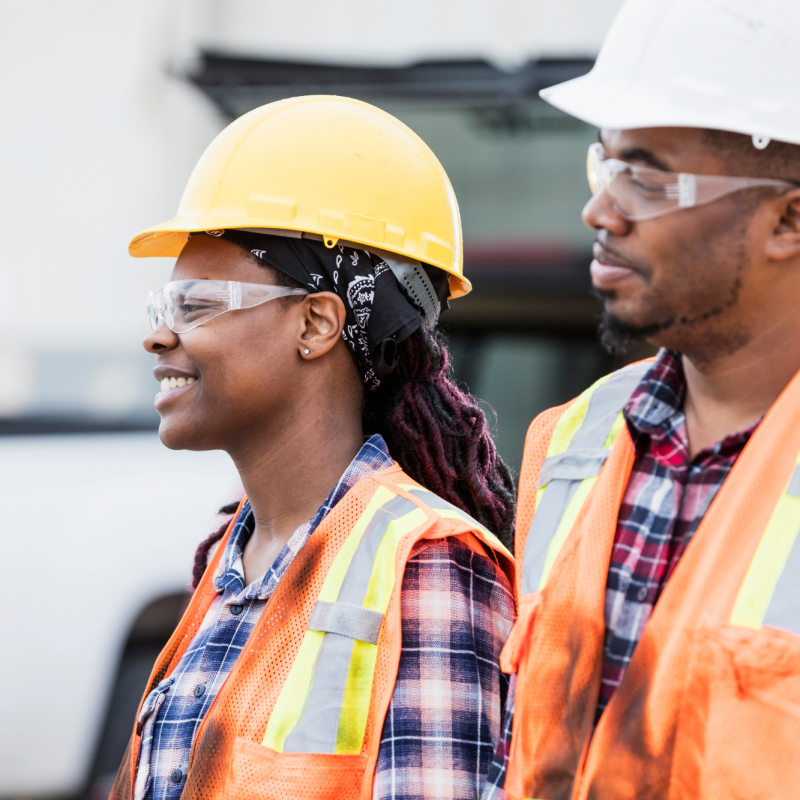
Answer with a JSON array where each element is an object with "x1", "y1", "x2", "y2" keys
[{"x1": 0, "y1": 432, "x2": 239, "y2": 799}]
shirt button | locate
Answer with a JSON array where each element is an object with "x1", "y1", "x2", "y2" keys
[
  {"x1": 171, "y1": 768, "x2": 183, "y2": 783},
  {"x1": 637, "y1": 586, "x2": 648, "y2": 602},
  {"x1": 230, "y1": 604, "x2": 244, "y2": 616},
  {"x1": 194, "y1": 683, "x2": 206, "y2": 698}
]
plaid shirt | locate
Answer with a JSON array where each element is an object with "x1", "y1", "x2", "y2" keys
[
  {"x1": 482, "y1": 349, "x2": 759, "y2": 800},
  {"x1": 134, "y1": 434, "x2": 515, "y2": 800}
]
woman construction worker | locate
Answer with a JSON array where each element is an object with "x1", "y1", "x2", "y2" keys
[{"x1": 110, "y1": 96, "x2": 516, "y2": 800}]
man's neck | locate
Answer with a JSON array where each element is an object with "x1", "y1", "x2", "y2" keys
[
  {"x1": 230, "y1": 398, "x2": 364, "y2": 584},
  {"x1": 680, "y1": 320, "x2": 800, "y2": 458}
]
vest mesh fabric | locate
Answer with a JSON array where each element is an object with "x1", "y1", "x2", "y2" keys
[{"x1": 513, "y1": 404, "x2": 572, "y2": 598}]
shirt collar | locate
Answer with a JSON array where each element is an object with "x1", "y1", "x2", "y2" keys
[
  {"x1": 624, "y1": 347, "x2": 760, "y2": 463},
  {"x1": 624, "y1": 348, "x2": 686, "y2": 435},
  {"x1": 212, "y1": 434, "x2": 393, "y2": 599}
]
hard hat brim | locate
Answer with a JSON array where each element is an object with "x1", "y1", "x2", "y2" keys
[
  {"x1": 540, "y1": 75, "x2": 800, "y2": 148},
  {"x1": 129, "y1": 217, "x2": 472, "y2": 299}
]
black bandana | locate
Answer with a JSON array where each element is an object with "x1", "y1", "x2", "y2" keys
[{"x1": 197, "y1": 230, "x2": 449, "y2": 390}]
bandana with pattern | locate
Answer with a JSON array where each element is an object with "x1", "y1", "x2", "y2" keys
[{"x1": 195, "y1": 230, "x2": 448, "y2": 390}]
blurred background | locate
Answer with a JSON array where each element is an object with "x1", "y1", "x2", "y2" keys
[{"x1": 0, "y1": 1, "x2": 644, "y2": 797}]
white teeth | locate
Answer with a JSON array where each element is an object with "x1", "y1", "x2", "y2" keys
[{"x1": 157, "y1": 376, "x2": 197, "y2": 395}]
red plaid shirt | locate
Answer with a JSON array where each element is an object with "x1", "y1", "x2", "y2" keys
[{"x1": 482, "y1": 349, "x2": 759, "y2": 799}]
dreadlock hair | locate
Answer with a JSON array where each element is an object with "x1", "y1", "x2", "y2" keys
[
  {"x1": 190, "y1": 257, "x2": 516, "y2": 589},
  {"x1": 362, "y1": 324, "x2": 516, "y2": 550}
]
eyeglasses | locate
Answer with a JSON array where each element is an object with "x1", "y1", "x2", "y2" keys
[
  {"x1": 147, "y1": 280, "x2": 309, "y2": 333},
  {"x1": 586, "y1": 142, "x2": 798, "y2": 221}
]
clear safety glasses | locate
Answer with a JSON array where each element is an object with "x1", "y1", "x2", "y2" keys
[
  {"x1": 147, "y1": 280, "x2": 309, "y2": 333},
  {"x1": 586, "y1": 142, "x2": 798, "y2": 221}
]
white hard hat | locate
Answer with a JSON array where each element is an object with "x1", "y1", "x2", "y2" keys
[{"x1": 540, "y1": 0, "x2": 800, "y2": 148}]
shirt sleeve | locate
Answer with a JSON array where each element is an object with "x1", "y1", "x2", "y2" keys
[{"x1": 373, "y1": 537, "x2": 516, "y2": 800}]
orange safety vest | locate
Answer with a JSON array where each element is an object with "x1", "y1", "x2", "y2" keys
[
  {"x1": 110, "y1": 464, "x2": 514, "y2": 800},
  {"x1": 502, "y1": 361, "x2": 800, "y2": 800}
]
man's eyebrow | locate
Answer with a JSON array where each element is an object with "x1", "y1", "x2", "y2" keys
[
  {"x1": 598, "y1": 131, "x2": 674, "y2": 171},
  {"x1": 617, "y1": 147, "x2": 672, "y2": 172}
]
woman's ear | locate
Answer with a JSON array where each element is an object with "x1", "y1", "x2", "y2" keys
[{"x1": 297, "y1": 292, "x2": 347, "y2": 360}]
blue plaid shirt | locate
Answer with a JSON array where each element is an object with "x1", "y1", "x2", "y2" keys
[{"x1": 134, "y1": 434, "x2": 515, "y2": 800}]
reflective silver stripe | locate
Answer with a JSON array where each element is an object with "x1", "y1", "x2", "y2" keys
[
  {"x1": 786, "y1": 465, "x2": 800, "y2": 499},
  {"x1": 283, "y1": 494, "x2": 419, "y2": 754},
  {"x1": 537, "y1": 449, "x2": 611, "y2": 488},
  {"x1": 404, "y1": 487, "x2": 482, "y2": 526},
  {"x1": 521, "y1": 362, "x2": 649, "y2": 595},
  {"x1": 307, "y1": 600, "x2": 384, "y2": 644},
  {"x1": 770, "y1": 464, "x2": 800, "y2": 633},
  {"x1": 521, "y1": 480, "x2": 582, "y2": 595},
  {"x1": 762, "y1": 522, "x2": 800, "y2": 635}
]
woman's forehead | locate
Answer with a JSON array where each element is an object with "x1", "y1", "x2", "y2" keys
[{"x1": 171, "y1": 235, "x2": 272, "y2": 283}]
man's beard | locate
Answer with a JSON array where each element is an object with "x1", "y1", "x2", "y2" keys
[{"x1": 593, "y1": 290, "x2": 675, "y2": 355}]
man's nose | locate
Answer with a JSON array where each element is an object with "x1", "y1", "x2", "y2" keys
[
  {"x1": 144, "y1": 323, "x2": 180, "y2": 354},
  {"x1": 582, "y1": 190, "x2": 632, "y2": 236}
]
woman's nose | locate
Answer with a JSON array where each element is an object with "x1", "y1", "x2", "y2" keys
[
  {"x1": 582, "y1": 190, "x2": 632, "y2": 236},
  {"x1": 144, "y1": 323, "x2": 180, "y2": 354}
]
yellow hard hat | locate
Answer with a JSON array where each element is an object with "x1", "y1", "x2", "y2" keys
[{"x1": 129, "y1": 95, "x2": 469, "y2": 297}]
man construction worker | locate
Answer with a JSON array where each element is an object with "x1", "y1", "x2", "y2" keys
[
  {"x1": 109, "y1": 97, "x2": 517, "y2": 800},
  {"x1": 482, "y1": 1, "x2": 800, "y2": 798}
]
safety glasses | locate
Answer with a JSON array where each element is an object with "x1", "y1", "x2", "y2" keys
[
  {"x1": 586, "y1": 142, "x2": 798, "y2": 221},
  {"x1": 147, "y1": 280, "x2": 309, "y2": 333}
]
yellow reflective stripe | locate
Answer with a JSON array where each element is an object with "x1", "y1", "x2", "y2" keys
[
  {"x1": 262, "y1": 484, "x2": 397, "y2": 751},
  {"x1": 335, "y1": 638, "x2": 379, "y2": 754},
  {"x1": 334, "y1": 506, "x2": 427, "y2": 754},
  {"x1": 545, "y1": 373, "x2": 614, "y2": 459},
  {"x1": 539, "y1": 477, "x2": 596, "y2": 590},
  {"x1": 604, "y1": 411, "x2": 626, "y2": 448},
  {"x1": 261, "y1": 629, "x2": 325, "y2": 751},
  {"x1": 730, "y1": 477, "x2": 800, "y2": 629}
]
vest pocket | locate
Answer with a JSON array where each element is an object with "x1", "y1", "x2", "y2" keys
[
  {"x1": 227, "y1": 737, "x2": 369, "y2": 800},
  {"x1": 671, "y1": 620, "x2": 800, "y2": 799}
]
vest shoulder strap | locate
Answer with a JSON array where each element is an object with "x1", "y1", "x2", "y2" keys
[
  {"x1": 519, "y1": 360, "x2": 651, "y2": 595},
  {"x1": 263, "y1": 469, "x2": 512, "y2": 758}
]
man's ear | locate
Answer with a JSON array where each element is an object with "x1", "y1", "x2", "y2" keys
[
  {"x1": 766, "y1": 188, "x2": 800, "y2": 262},
  {"x1": 297, "y1": 292, "x2": 347, "y2": 360}
]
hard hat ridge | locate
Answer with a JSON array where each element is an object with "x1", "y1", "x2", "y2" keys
[{"x1": 540, "y1": 0, "x2": 800, "y2": 147}]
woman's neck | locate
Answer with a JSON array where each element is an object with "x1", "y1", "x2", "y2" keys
[{"x1": 230, "y1": 396, "x2": 364, "y2": 585}]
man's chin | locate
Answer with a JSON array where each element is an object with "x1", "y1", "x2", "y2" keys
[{"x1": 597, "y1": 310, "x2": 673, "y2": 356}]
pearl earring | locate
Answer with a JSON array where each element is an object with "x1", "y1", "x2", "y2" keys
[{"x1": 304, "y1": 348, "x2": 310, "y2": 355}]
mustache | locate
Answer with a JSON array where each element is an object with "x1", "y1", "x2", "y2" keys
[{"x1": 593, "y1": 238, "x2": 649, "y2": 274}]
